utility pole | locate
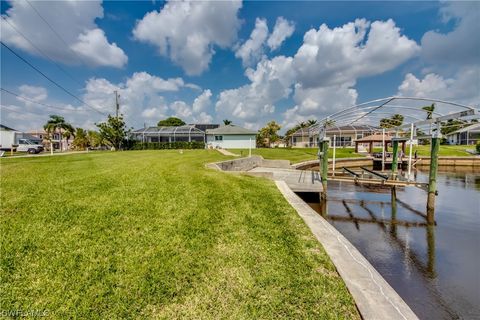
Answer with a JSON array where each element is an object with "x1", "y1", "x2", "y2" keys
[{"x1": 114, "y1": 90, "x2": 120, "y2": 118}]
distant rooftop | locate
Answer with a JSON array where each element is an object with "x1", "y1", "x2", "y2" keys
[
  {"x1": 206, "y1": 124, "x2": 256, "y2": 135},
  {"x1": 0, "y1": 124, "x2": 16, "y2": 131}
]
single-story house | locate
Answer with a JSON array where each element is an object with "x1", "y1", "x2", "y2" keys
[
  {"x1": 290, "y1": 127, "x2": 312, "y2": 148},
  {"x1": 206, "y1": 125, "x2": 256, "y2": 149},
  {"x1": 445, "y1": 123, "x2": 480, "y2": 145},
  {"x1": 291, "y1": 125, "x2": 377, "y2": 147}
]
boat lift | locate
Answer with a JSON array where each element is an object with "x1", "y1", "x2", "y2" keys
[{"x1": 314, "y1": 96, "x2": 478, "y2": 225}]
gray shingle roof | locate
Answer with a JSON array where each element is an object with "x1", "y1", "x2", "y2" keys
[{"x1": 206, "y1": 125, "x2": 256, "y2": 135}]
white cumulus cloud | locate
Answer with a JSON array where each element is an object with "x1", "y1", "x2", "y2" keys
[
  {"x1": 0, "y1": 0, "x2": 127, "y2": 68},
  {"x1": 397, "y1": 68, "x2": 480, "y2": 107},
  {"x1": 235, "y1": 18, "x2": 269, "y2": 67},
  {"x1": 421, "y1": 1, "x2": 480, "y2": 68},
  {"x1": 133, "y1": 0, "x2": 242, "y2": 75},
  {"x1": 267, "y1": 17, "x2": 295, "y2": 51}
]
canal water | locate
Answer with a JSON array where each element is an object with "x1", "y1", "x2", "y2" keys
[{"x1": 297, "y1": 167, "x2": 480, "y2": 319}]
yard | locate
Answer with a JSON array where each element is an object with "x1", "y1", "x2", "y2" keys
[
  {"x1": 230, "y1": 144, "x2": 476, "y2": 163},
  {"x1": 0, "y1": 150, "x2": 359, "y2": 319}
]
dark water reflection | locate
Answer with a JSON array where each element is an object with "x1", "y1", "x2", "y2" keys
[{"x1": 298, "y1": 167, "x2": 480, "y2": 320}]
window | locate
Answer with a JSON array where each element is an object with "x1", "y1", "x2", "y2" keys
[
  {"x1": 215, "y1": 135, "x2": 223, "y2": 141},
  {"x1": 356, "y1": 133, "x2": 363, "y2": 139}
]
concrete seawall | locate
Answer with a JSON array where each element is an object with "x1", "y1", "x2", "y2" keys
[
  {"x1": 294, "y1": 157, "x2": 373, "y2": 170},
  {"x1": 294, "y1": 156, "x2": 480, "y2": 170},
  {"x1": 415, "y1": 156, "x2": 480, "y2": 167}
]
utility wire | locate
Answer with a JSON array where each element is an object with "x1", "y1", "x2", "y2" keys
[
  {"x1": 1, "y1": 104, "x2": 47, "y2": 116},
  {"x1": 1, "y1": 16, "x2": 84, "y2": 87},
  {"x1": 1, "y1": 41, "x2": 106, "y2": 115},
  {"x1": 24, "y1": 0, "x2": 102, "y2": 79},
  {"x1": 1, "y1": 88, "x2": 85, "y2": 113}
]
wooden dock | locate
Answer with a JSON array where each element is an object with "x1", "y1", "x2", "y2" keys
[{"x1": 248, "y1": 167, "x2": 324, "y2": 192}]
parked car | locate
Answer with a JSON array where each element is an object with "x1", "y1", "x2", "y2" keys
[{"x1": 0, "y1": 131, "x2": 44, "y2": 154}]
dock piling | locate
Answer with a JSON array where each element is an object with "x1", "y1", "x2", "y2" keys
[
  {"x1": 319, "y1": 138, "x2": 329, "y2": 201},
  {"x1": 426, "y1": 135, "x2": 439, "y2": 224}
]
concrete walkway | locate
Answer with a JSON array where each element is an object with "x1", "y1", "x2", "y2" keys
[
  {"x1": 275, "y1": 180, "x2": 418, "y2": 320},
  {"x1": 1, "y1": 151, "x2": 90, "y2": 159},
  {"x1": 216, "y1": 149, "x2": 239, "y2": 156},
  {"x1": 249, "y1": 167, "x2": 323, "y2": 192}
]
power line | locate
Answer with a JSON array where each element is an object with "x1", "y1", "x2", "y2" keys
[
  {"x1": 1, "y1": 16, "x2": 84, "y2": 87},
  {"x1": 1, "y1": 88, "x2": 85, "y2": 113},
  {"x1": 1, "y1": 41, "x2": 106, "y2": 115},
  {"x1": 24, "y1": 0, "x2": 101, "y2": 79},
  {"x1": 1, "y1": 104, "x2": 47, "y2": 116}
]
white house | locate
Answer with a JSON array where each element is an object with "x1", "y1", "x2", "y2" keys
[
  {"x1": 206, "y1": 125, "x2": 256, "y2": 149},
  {"x1": 445, "y1": 123, "x2": 480, "y2": 145}
]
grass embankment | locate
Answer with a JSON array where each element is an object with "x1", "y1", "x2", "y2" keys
[
  {"x1": 230, "y1": 147, "x2": 363, "y2": 163},
  {"x1": 0, "y1": 150, "x2": 359, "y2": 319},
  {"x1": 372, "y1": 145, "x2": 475, "y2": 157}
]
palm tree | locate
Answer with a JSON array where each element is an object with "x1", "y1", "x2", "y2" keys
[
  {"x1": 43, "y1": 115, "x2": 74, "y2": 152},
  {"x1": 422, "y1": 103, "x2": 435, "y2": 120},
  {"x1": 43, "y1": 115, "x2": 62, "y2": 152},
  {"x1": 62, "y1": 124, "x2": 75, "y2": 151},
  {"x1": 223, "y1": 119, "x2": 232, "y2": 125}
]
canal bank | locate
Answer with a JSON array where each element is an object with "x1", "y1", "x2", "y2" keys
[
  {"x1": 208, "y1": 156, "x2": 419, "y2": 319},
  {"x1": 298, "y1": 168, "x2": 480, "y2": 319}
]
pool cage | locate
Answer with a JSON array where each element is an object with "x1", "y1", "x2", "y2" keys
[{"x1": 131, "y1": 125, "x2": 206, "y2": 143}]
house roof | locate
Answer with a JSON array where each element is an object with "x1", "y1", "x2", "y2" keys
[
  {"x1": 0, "y1": 124, "x2": 16, "y2": 131},
  {"x1": 293, "y1": 124, "x2": 377, "y2": 136},
  {"x1": 355, "y1": 134, "x2": 392, "y2": 142},
  {"x1": 292, "y1": 127, "x2": 310, "y2": 136},
  {"x1": 132, "y1": 125, "x2": 204, "y2": 135},
  {"x1": 206, "y1": 124, "x2": 256, "y2": 135},
  {"x1": 326, "y1": 125, "x2": 377, "y2": 133},
  {"x1": 447, "y1": 123, "x2": 480, "y2": 135}
]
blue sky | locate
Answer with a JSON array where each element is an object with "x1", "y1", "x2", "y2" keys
[{"x1": 1, "y1": 1, "x2": 478, "y2": 132}]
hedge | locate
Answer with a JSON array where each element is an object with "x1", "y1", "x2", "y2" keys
[{"x1": 126, "y1": 141, "x2": 205, "y2": 150}]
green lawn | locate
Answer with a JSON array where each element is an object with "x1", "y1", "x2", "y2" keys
[
  {"x1": 0, "y1": 150, "x2": 359, "y2": 319},
  {"x1": 230, "y1": 147, "x2": 363, "y2": 163},
  {"x1": 372, "y1": 145, "x2": 475, "y2": 157}
]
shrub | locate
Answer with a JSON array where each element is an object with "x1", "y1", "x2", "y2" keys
[
  {"x1": 126, "y1": 141, "x2": 205, "y2": 150},
  {"x1": 476, "y1": 141, "x2": 480, "y2": 154}
]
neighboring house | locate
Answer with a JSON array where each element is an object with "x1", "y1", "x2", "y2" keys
[
  {"x1": 27, "y1": 129, "x2": 66, "y2": 150},
  {"x1": 206, "y1": 125, "x2": 256, "y2": 149},
  {"x1": 445, "y1": 123, "x2": 480, "y2": 145},
  {"x1": 291, "y1": 125, "x2": 377, "y2": 147},
  {"x1": 290, "y1": 127, "x2": 311, "y2": 148},
  {"x1": 131, "y1": 125, "x2": 206, "y2": 143}
]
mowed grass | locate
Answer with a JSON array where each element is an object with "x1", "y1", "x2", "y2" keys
[
  {"x1": 372, "y1": 144, "x2": 475, "y2": 157},
  {"x1": 0, "y1": 150, "x2": 359, "y2": 319},
  {"x1": 229, "y1": 147, "x2": 363, "y2": 163}
]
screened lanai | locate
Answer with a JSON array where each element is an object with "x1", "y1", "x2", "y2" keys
[{"x1": 131, "y1": 125, "x2": 206, "y2": 143}]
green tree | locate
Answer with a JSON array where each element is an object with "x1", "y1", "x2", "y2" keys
[
  {"x1": 96, "y1": 114, "x2": 130, "y2": 150},
  {"x1": 441, "y1": 119, "x2": 464, "y2": 135},
  {"x1": 223, "y1": 119, "x2": 232, "y2": 125},
  {"x1": 157, "y1": 117, "x2": 185, "y2": 127},
  {"x1": 87, "y1": 130, "x2": 103, "y2": 148},
  {"x1": 43, "y1": 115, "x2": 74, "y2": 152},
  {"x1": 380, "y1": 114, "x2": 404, "y2": 128},
  {"x1": 259, "y1": 121, "x2": 281, "y2": 148},
  {"x1": 72, "y1": 128, "x2": 89, "y2": 150}
]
